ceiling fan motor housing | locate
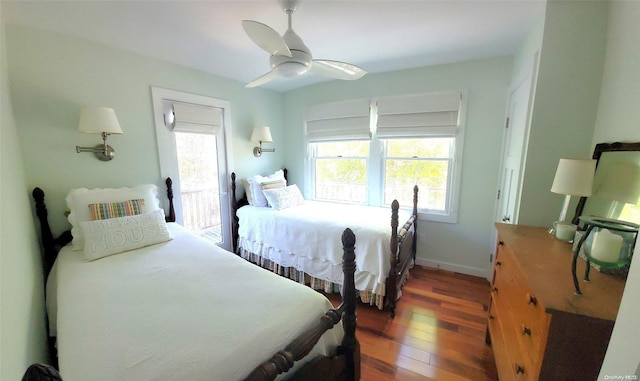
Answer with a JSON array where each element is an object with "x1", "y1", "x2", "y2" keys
[{"x1": 271, "y1": 49, "x2": 311, "y2": 77}]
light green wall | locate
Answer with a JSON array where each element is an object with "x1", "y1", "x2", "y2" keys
[
  {"x1": 510, "y1": 13, "x2": 544, "y2": 86},
  {"x1": 4, "y1": 0, "x2": 636, "y2": 375},
  {"x1": 519, "y1": 0, "x2": 608, "y2": 227},
  {"x1": 283, "y1": 57, "x2": 513, "y2": 276},
  {"x1": 0, "y1": 21, "x2": 50, "y2": 380},
  {"x1": 6, "y1": 24, "x2": 285, "y2": 237},
  {"x1": 596, "y1": 1, "x2": 640, "y2": 378}
]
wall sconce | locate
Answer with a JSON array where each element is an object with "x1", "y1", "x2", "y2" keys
[
  {"x1": 75, "y1": 106, "x2": 123, "y2": 161},
  {"x1": 251, "y1": 126, "x2": 275, "y2": 157}
]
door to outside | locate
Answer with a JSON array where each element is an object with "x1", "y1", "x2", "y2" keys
[{"x1": 152, "y1": 87, "x2": 233, "y2": 252}]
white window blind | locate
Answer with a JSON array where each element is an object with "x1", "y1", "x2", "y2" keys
[
  {"x1": 169, "y1": 103, "x2": 223, "y2": 134},
  {"x1": 304, "y1": 99, "x2": 371, "y2": 142},
  {"x1": 376, "y1": 91, "x2": 461, "y2": 138}
]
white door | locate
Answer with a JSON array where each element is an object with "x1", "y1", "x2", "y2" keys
[
  {"x1": 488, "y1": 66, "x2": 536, "y2": 279},
  {"x1": 497, "y1": 75, "x2": 532, "y2": 226},
  {"x1": 151, "y1": 88, "x2": 233, "y2": 252}
]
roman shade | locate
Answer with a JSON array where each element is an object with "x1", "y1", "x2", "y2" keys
[
  {"x1": 376, "y1": 91, "x2": 461, "y2": 138},
  {"x1": 170, "y1": 103, "x2": 223, "y2": 134},
  {"x1": 304, "y1": 99, "x2": 371, "y2": 142}
]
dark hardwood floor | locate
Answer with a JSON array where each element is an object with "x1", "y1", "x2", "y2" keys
[{"x1": 327, "y1": 266, "x2": 498, "y2": 381}]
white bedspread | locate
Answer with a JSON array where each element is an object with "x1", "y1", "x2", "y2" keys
[
  {"x1": 237, "y1": 201, "x2": 410, "y2": 296},
  {"x1": 46, "y1": 223, "x2": 343, "y2": 381}
]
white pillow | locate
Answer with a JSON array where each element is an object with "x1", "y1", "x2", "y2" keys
[
  {"x1": 263, "y1": 185, "x2": 305, "y2": 210},
  {"x1": 80, "y1": 209, "x2": 173, "y2": 261},
  {"x1": 245, "y1": 170, "x2": 286, "y2": 207},
  {"x1": 241, "y1": 179, "x2": 254, "y2": 205},
  {"x1": 66, "y1": 184, "x2": 160, "y2": 250}
]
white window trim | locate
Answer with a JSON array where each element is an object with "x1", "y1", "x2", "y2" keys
[
  {"x1": 304, "y1": 90, "x2": 467, "y2": 224},
  {"x1": 151, "y1": 87, "x2": 234, "y2": 248}
]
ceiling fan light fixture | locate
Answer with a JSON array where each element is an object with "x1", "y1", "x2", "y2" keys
[
  {"x1": 270, "y1": 49, "x2": 312, "y2": 77},
  {"x1": 275, "y1": 61, "x2": 309, "y2": 77}
]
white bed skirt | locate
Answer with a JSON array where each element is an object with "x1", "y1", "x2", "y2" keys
[{"x1": 238, "y1": 244, "x2": 386, "y2": 310}]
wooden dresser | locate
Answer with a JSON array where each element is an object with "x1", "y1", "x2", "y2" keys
[{"x1": 487, "y1": 224, "x2": 626, "y2": 380}]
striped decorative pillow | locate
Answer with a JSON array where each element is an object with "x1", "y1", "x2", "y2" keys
[
  {"x1": 89, "y1": 199, "x2": 145, "y2": 220},
  {"x1": 261, "y1": 179, "x2": 286, "y2": 191},
  {"x1": 261, "y1": 180, "x2": 286, "y2": 207}
]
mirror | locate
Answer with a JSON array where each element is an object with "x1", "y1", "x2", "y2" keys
[{"x1": 572, "y1": 142, "x2": 640, "y2": 226}]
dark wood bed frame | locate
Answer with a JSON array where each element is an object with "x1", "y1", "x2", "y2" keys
[
  {"x1": 30, "y1": 178, "x2": 360, "y2": 381},
  {"x1": 230, "y1": 169, "x2": 418, "y2": 318}
]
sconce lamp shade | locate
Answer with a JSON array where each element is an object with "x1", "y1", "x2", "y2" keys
[
  {"x1": 78, "y1": 107, "x2": 123, "y2": 134},
  {"x1": 76, "y1": 106, "x2": 122, "y2": 161},
  {"x1": 551, "y1": 159, "x2": 596, "y2": 197},
  {"x1": 251, "y1": 126, "x2": 273, "y2": 143},
  {"x1": 595, "y1": 162, "x2": 640, "y2": 204}
]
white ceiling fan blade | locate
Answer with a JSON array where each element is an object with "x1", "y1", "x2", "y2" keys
[
  {"x1": 245, "y1": 71, "x2": 279, "y2": 88},
  {"x1": 242, "y1": 20, "x2": 292, "y2": 57},
  {"x1": 310, "y1": 60, "x2": 367, "y2": 80}
]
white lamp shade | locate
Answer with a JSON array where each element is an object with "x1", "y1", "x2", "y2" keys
[
  {"x1": 551, "y1": 159, "x2": 596, "y2": 197},
  {"x1": 251, "y1": 126, "x2": 273, "y2": 143},
  {"x1": 78, "y1": 107, "x2": 123, "y2": 134}
]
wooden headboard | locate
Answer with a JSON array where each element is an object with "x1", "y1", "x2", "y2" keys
[
  {"x1": 230, "y1": 168, "x2": 288, "y2": 252},
  {"x1": 32, "y1": 179, "x2": 177, "y2": 278}
]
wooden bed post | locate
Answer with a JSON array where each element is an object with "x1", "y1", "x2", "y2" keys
[
  {"x1": 340, "y1": 228, "x2": 359, "y2": 381},
  {"x1": 385, "y1": 200, "x2": 400, "y2": 318},
  {"x1": 32, "y1": 187, "x2": 72, "y2": 370},
  {"x1": 32, "y1": 188, "x2": 72, "y2": 277},
  {"x1": 413, "y1": 185, "x2": 419, "y2": 263},
  {"x1": 231, "y1": 172, "x2": 239, "y2": 252},
  {"x1": 165, "y1": 178, "x2": 176, "y2": 223},
  {"x1": 32, "y1": 188, "x2": 57, "y2": 276}
]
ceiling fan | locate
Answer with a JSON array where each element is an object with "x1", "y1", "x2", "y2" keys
[{"x1": 242, "y1": 2, "x2": 367, "y2": 88}]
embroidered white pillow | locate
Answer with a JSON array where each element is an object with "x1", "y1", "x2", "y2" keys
[
  {"x1": 66, "y1": 184, "x2": 161, "y2": 251},
  {"x1": 263, "y1": 184, "x2": 305, "y2": 210},
  {"x1": 80, "y1": 209, "x2": 173, "y2": 261}
]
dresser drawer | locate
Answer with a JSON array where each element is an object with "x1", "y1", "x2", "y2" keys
[
  {"x1": 494, "y1": 241, "x2": 551, "y2": 367},
  {"x1": 488, "y1": 296, "x2": 532, "y2": 380}
]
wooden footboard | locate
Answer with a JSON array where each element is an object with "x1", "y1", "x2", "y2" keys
[
  {"x1": 230, "y1": 170, "x2": 419, "y2": 318},
  {"x1": 245, "y1": 228, "x2": 360, "y2": 381}
]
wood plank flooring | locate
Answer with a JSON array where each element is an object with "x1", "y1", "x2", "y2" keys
[{"x1": 327, "y1": 266, "x2": 498, "y2": 381}]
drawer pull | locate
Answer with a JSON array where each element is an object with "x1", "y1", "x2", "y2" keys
[
  {"x1": 515, "y1": 364, "x2": 525, "y2": 374},
  {"x1": 489, "y1": 314, "x2": 495, "y2": 321},
  {"x1": 521, "y1": 324, "x2": 532, "y2": 336},
  {"x1": 495, "y1": 261, "x2": 502, "y2": 267},
  {"x1": 491, "y1": 287, "x2": 499, "y2": 293},
  {"x1": 498, "y1": 241, "x2": 504, "y2": 246},
  {"x1": 526, "y1": 293, "x2": 538, "y2": 306}
]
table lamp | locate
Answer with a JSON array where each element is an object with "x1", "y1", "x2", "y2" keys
[{"x1": 550, "y1": 158, "x2": 596, "y2": 230}]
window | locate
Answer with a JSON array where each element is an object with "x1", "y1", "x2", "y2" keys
[
  {"x1": 305, "y1": 91, "x2": 465, "y2": 223},
  {"x1": 312, "y1": 140, "x2": 369, "y2": 203},
  {"x1": 383, "y1": 137, "x2": 454, "y2": 213}
]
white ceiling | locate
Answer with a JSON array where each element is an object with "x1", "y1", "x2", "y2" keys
[{"x1": 2, "y1": 0, "x2": 546, "y2": 92}]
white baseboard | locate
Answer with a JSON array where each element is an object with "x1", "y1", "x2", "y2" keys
[{"x1": 415, "y1": 258, "x2": 489, "y2": 279}]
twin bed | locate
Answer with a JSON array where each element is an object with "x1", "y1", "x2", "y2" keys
[
  {"x1": 31, "y1": 180, "x2": 359, "y2": 381},
  {"x1": 231, "y1": 169, "x2": 419, "y2": 317}
]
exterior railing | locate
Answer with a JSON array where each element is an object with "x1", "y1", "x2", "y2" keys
[
  {"x1": 181, "y1": 187, "x2": 222, "y2": 242},
  {"x1": 315, "y1": 182, "x2": 445, "y2": 211}
]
